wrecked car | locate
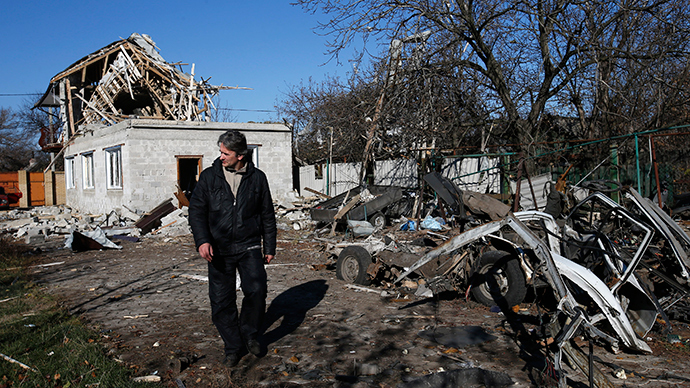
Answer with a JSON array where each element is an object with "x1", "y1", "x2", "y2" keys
[{"x1": 571, "y1": 187, "x2": 690, "y2": 322}]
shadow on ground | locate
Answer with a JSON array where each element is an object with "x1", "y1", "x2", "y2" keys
[{"x1": 262, "y1": 279, "x2": 329, "y2": 346}]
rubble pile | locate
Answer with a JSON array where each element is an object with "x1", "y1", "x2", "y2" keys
[
  {"x1": 0, "y1": 190, "x2": 328, "y2": 250},
  {"x1": 274, "y1": 190, "x2": 321, "y2": 231},
  {"x1": 0, "y1": 203, "x2": 192, "y2": 249}
]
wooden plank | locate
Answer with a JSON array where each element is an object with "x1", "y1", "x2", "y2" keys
[
  {"x1": 304, "y1": 187, "x2": 331, "y2": 199},
  {"x1": 0, "y1": 353, "x2": 37, "y2": 373},
  {"x1": 75, "y1": 93, "x2": 115, "y2": 125},
  {"x1": 118, "y1": 45, "x2": 142, "y2": 79},
  {"x1": 144, "y1": 79, "x2": 175, "y2": 118},
  {"x1": 50, "y1": 44, "x2": 124, "y2": 83},
  {"x1": 102, "y1": 53, "x2": 111, "y2": 77},
  {"x1": 330, "y1": 193, "x2": 361, "y2": 236},
  {"x1": 65, "y1": 79, "x2": 76, "y2": 138}
]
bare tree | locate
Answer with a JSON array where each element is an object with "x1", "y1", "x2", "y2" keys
[
  {"x1": 278, "y1": 48, "x2": 492, "y2": 165},
  {"x1": 295, "y1": 0, "x2": 690, "y2": 157},
  {"x1": 277, "y1": 74, "x2": 379, "y2": 164},
  {"x1": 0, "y1": 105, "x2": 45, "y2": 171}
]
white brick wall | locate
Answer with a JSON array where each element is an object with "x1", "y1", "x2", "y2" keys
[{"x1": 64, "y1": 120, "x2": 292, "y2": 214}]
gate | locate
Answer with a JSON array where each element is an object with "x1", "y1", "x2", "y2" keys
[{"x1": 29, "y1": 172, "x2": 45, "y2": 207}]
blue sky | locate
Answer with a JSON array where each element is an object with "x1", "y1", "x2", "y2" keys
[{"x1": 0, "y1": 0, "x2": 354, "y2": 123}]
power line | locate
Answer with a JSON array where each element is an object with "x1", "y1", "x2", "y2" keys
[
  {"x1": 217, "y1": 108, "x2": 275, "y2": 113},
  {"x1": 0, "y1": 93, "x2": 38, "y2": 96}
]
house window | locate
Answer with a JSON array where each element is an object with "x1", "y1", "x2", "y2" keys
[
  {"x1": 82, "y1": 152, "x2": 94, "y2": 189},
  {"x1": 65, "y1": 156, "x2": 75, "y2": 189},
  {"x1": 105, "y1": 146, "x2": 122, "y2": 189}
]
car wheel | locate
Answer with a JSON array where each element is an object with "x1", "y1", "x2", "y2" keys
[
  {"x1": 471, "y1": 250, "x2": 527, "y2": 307},
  {"x1": 369, "y1": 212, "x2": 386, "y2": 229},
  {"x1": 336, "y1": 246, "x2": 372, "y2": 285}
]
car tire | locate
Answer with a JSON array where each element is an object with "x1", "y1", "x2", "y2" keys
[
  {"x1": 369, "y1": 212, "x2": 386, "y2": 229},
  {"x1": 336, "y1": 246, "x2": 373, "y2": 285},
  {"x1": 470, "y1": 250, "x2": 527, "y2": 307}
]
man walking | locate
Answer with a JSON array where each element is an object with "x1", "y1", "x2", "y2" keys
[{"x1": 188, "y1": 130, "x2": 276, "y2": 367}]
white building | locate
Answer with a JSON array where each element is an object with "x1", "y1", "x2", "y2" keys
[{"x1": 63, "y1": 119, "x2": 292, "y2": 214}]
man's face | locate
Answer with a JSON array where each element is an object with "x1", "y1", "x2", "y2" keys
[{"x1": 219, "y1": 144, "x2": 245, "y2": 170}]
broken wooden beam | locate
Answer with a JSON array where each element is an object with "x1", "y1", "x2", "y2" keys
[{"x1": 304, "y1": 187, "x2": 331, "y2": 199}]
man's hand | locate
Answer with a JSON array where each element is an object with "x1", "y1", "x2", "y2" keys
[
  {"x1": 264, "y1": 254, "x2": 275, "y2": 264},
  {"x1": 199, "y1": 243, "x2": 214, "y2": 262}
]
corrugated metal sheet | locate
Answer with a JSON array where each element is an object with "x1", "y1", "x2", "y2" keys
[
  {"x1": 298, "y1": 162, "x2": 361, "y2": 197},
  {"x1": 299, "y1": 156, "x2": 506, "y2": 198},
  {"x1": 511, "y1": 172, "x2": 553, "y2": 211},
  {"x1": 374, "y1": 158, "x2": 418, "y2": 188},
  {"x1": 329, "y1": 162, "x2": 360, "y2": 196},
  {"x1": 441, "y1": 157, "x2": 501, "y2": 193}
]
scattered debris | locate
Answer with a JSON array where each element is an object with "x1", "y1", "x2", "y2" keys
[
  {"x1": 179, "y1": 274, "x2": 208, "y2": 282},
  {"x1": 132, "y1": 375, "x2": 161, "y2": 383},
  {"x1": 123, "y1": 315, "x2": 149, "y2": 319},
  {"x1": 0, "y1": 197, "x2": 194, "y2": 251},
  {"x1": 0, "y1": 352, "x2": 37, "y2": 373},
  {"x1": 67, "y1": 228, "x2": 122, "y2": 251},
  {"x1": 324, "y1": 174, "x2": 690, "y2": 387}
]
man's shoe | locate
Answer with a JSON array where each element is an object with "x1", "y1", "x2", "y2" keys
[
  {"x1": 223, "y1": 353, "x2": 240, "y2": 367},
  {"x1": 246, "y1": 339, "x2": 261, "y2": 356}
]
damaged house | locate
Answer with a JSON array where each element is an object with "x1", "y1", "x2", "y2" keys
[{"x1": 35, "y1": 33, "x2": 292, "y2": 214}]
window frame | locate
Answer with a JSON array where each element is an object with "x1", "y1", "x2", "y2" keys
[
  {"x1": 105, "y1": 145, "x2": 123, "y2": 190},
  {"x1": 82, "y1": 151, "x2": 95, "y2": 189},
  {"x1": 65, "y1": 156, "x2": 75, "y2": 189}
]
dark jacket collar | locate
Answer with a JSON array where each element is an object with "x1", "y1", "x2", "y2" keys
[{"x1": 211, "y1": 157, "x2": 255, "y2": 176}]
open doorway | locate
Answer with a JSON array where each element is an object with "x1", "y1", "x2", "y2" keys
[{"x1": 177, "y1": 156, "x2": 202, "y2": 202}]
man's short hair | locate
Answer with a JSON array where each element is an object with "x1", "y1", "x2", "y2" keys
[{"x1": 218, "y1": 130, "x2": 248, "y2": 156}]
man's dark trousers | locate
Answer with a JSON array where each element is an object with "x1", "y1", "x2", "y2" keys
[{"x1": 208, "y1": 249, "x2": 267, "y2": 356}]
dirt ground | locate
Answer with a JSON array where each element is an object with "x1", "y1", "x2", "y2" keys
[{"x1": 25, "y1": 226, "x2": 690, "y2": 388}]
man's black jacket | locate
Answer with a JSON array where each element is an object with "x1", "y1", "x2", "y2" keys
[{"x1": 188, "y1": 158, "x2": 277, "y2": 257}]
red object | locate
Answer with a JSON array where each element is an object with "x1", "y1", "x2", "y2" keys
[{"x1": 0, "y1": 190, "x2": 22, "y2": 208}]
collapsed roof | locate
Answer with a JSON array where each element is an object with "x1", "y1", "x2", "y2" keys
[{"x1": 35, "y1": 33, "x2": 244, "y2": 146}]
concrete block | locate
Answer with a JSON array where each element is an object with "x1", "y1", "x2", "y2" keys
[
  {"x1": 55, "y1": 219, "x2": 70, "y2": 228},
  {"x1": 120, "y1": 207, "x2": 140, "y2": 222},
  {"x1": 25, "y1": 228, "x2": 46, "y2": 245},
  {"x1": 0, "y1": 218, "x2": 34, "y2": 231},
  {"x1": 160, "y1": 209, "x2": 184, "y2": 226}
]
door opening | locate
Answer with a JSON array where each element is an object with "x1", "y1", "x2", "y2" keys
[{"x1": 177, "y1": 156, "x2": 202, "y2": 202}]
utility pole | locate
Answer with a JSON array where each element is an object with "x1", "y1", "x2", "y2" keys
[{"x1": 359, "y1": 31, "x2": 431, "y2": 185}]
